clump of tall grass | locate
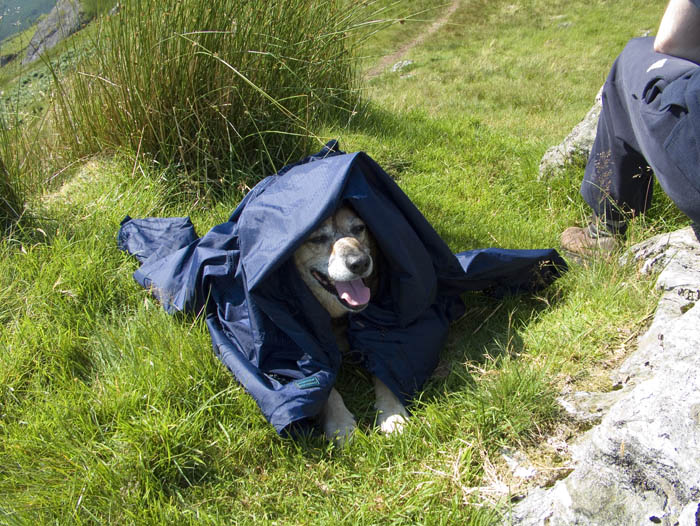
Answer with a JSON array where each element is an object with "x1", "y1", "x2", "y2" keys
[
  {"x1": 53, "y1": 0, "x2": 371, "y2": 194},
  {"x1": 0, "y1": 102, "x2": 63, "y2": 233},
  {"x1": 0, "y1": 156, "x2": 22, "y2": 232},
  {"x1": 80, "y1": 0, "x2": 114, "y2": 20},
  {"x1": 1, "y1": 114, "x2": 27, "y2": 231}
]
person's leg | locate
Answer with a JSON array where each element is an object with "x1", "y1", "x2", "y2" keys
[
  {"x1": 566, "y1": 37, "x2": 700, "y2": 254},
  {"x1": 582, "y1": 37, "x2": 698, "y2": 233},
  {"x1": 582, "y1": 104, "x2": 654, "y2": 235}
]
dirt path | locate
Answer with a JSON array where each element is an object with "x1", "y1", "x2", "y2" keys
[{"x1": 365, "y1": 0, "x2": 461, "y2": 79}]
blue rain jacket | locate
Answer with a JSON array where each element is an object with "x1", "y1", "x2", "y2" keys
[{"x1": 118, "y1": 142, "x2": 567, "y2": 434}]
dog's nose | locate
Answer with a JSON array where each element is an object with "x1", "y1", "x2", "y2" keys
[{"x1": 347, "y1": 253, "x2": 370, "y2": 275}]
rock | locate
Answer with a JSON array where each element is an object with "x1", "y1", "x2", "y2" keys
[
  {"x1": 625, "y1": 226, "x2": 700, "y2": 298},
  {"x1": 391, "y1": 60, "x2": 414, "y2": 73},
  {"x1": 505, "y1": 227, "x2": 700, "y2": 526},
  {"x1": 23, "y1": 0, "x2": 84, "y2": 65},
  {"x1": 556, "y1": 389, "x2": 624, "y2": 425},
  {"x1": 501, "y1": 448, "x2": 537, "y2": 480},
  {"x1": 538, "y1": 86, "x2": 603, "y2": 179}
]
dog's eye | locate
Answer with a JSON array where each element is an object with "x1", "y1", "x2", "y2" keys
[
  {"x1": 308, "y1": 234, "x2": 330, "y2": 245},
  {"x1": 350, "y1": 224, "x2": 366, "y2": 236}
]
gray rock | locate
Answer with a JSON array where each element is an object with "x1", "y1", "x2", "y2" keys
[
  {"x1": 391, "y1": 60, "x2": 414, "y2": 73},
  {"x1": 23, "y1": 0, "x2": 83, "y2": 65},
  {"x1": 538, "y1": 86, "x2": 603, "y2": 179},
  {"x1": 626, "y1": 226, "x2": 700, "y2": 299},
  {"x1": 556, "y1": 389, "x2": 625, "y2": 425},
  {"x1": 505, "y1": 227, "x2": 700, "y2": 526}
]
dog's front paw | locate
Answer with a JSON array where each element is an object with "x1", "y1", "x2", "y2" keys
[
  {"x1": 323, "y1": 412, "x2": 357, "y2": 446},
  {"x1": 376, "y1": 408, "x2": 408, "y2": 434},
  {"x1": 373, "y1": 377, "x2": 409, "y2": 435},
  {"x1": 322, "y1": 388, "x2": 356, "y2": 446}
]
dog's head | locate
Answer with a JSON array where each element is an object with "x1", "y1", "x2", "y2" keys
[{"x1": 293, "y1": 205, "x2": 377, "y2": 318}]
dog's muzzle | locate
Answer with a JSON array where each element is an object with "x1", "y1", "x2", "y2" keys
[{"x1": 311, "y1": 270, "x2": 371, "y2": 311}]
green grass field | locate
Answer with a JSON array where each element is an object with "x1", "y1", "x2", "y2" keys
[{"x1": 0, "y1": 0, "x2": 683, "y2": 524}]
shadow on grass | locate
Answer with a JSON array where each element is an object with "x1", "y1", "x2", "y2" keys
[{"x1": 440, "y1": 289, "x2": 558, "y2": 376}]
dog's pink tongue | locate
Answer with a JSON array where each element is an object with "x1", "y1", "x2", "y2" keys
[{"x1": 335, "y1": 279, "x2": 370, "y2": 307}]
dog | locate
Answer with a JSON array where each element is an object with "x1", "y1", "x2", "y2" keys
[{"x1": 293, "y1": 205, "x2": 408, "y2": 445}]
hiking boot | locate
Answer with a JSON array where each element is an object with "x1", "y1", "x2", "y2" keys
[{"x1": 561, "y1": 223, "x2": 617, "y2": 257}]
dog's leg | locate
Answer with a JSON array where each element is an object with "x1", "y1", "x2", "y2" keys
[
  {"x1": 321, "y1": 388, "x2": 357, "y2": 446},
  {"x1": 373, "y1": 377, "x2": 408, "y2": 434}
]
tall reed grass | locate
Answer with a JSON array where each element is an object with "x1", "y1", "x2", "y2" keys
[
  {"x1": 53, "y1": 0, "x2": 370, "y2": 194},
  {"x1": 1, "y1": 115, "x2": 26, "y2": 231},
  {"x1": 0, "y1": 158, "x2": 21, "y2": 232},
  {"x1": 81, "y1": 0, "x2": 114, "y2": 19},
  {"x1": 0, "y1": 103, "x2": 62, "y2": 232}
]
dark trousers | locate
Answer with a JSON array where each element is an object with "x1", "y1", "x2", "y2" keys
[{"x1": 582, "y1": 37, "x2": 700, "y2": 234}]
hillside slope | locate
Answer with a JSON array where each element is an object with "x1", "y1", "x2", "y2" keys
[{"x1": 0, "y1": 0, "x2": 55, "y2": 42}]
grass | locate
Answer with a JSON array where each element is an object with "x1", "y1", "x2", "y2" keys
[
  {"x1": 0, "y1": 0, "x2": 686, "y2": 523},
  {"x1": 51, "y1": 0, "x2": 376, "y2": 196},
  {"x1": 0, "y1": 3, "x2": 102, "y2": 230},
  {"x1": 0, "y1": 122, "x2": 23, "y2": 230},
  {"x1": 81, "y1": 0, "x2": 114, "y2": 19}
]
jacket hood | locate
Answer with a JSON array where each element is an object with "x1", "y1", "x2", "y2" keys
[{"x1": 235, "y1": 146, "x2": 454, "y2": 328}]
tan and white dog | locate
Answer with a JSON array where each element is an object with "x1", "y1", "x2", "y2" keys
[{"x1": 293, "y1": 205, "x2": 408, "y2": 445}]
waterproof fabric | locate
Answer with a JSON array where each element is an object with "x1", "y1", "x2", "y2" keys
[{"x1": 118, "y1": 142, "x2": 567, "y2": 434}]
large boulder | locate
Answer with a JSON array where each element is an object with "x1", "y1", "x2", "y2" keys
[
  {"x1": 23, "y1": 0, "x2": 84, "y2": 65},
  {"x1": 538, "y1": 87, "x2": 602, "y2": 179},
  {"x1": 506, "y1": 226, "x2": 700, "y2": 526}
]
